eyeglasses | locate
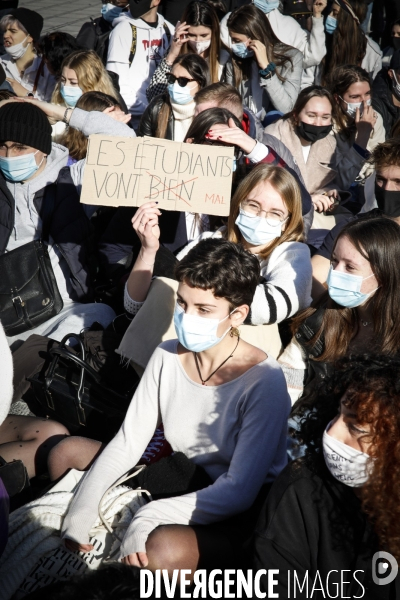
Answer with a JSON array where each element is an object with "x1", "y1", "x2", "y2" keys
[
  {"x1": 168, "y1": 73, "x2": 196, "y2": 87},
  {"x1": 240, "y1": 200, "x2": 289, "y2": 223}
]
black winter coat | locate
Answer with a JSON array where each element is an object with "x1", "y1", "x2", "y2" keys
[
  {"x1": 253, "y1": 458, "x2": 399, "y2": 599},
  {"x1": 372, "y1": 69, "x2": 400, "y2": 137},
  {"x1": 0, "y1": 167, "x2": 94, "y2": 302},
  {"x1": 138, "y1": 94, "x2": 174, "y2": 140}
]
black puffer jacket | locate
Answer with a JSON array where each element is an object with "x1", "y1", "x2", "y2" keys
[
  {"x1": 372, "y1": 68, "x2": 400, "y2": 137},
  {"x1": 252, "y1": 458, "x2": 400, "y2": 599},
  {"x1": 138, "y1": 94, "x2": 174, "y2": 140}
]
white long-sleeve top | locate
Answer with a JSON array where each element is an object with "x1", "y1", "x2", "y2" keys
[
  {"x1": 106, "y1": 11, "x2": 174, "y2": 125},
  {"x1": 62, "y1": 340, "x2": 290, "y2": 557},
  {"x1": 0, "y1": 321, "x2": 13, "y2": 425},
  {"x1": 220, "y1": 10, "x2": 326, "y2": 70}
]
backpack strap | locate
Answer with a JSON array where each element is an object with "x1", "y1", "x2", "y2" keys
[
  {"x1": 295, "y1": 307, "x2": 326, "y2": 359},
  {"x1": 128, "y1": 21, "x2": 171, "y2": 66},
  {"x1": 128, "y1": 23, "x2": 137, "y2": 67}
]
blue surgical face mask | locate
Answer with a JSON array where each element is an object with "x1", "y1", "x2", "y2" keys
[
  {"x1": 325, "y1": 15, "x2": 337, "y2": 34},
  {"x1": 61, "y1": 84, "x2": 83, "y2": 107},
  {"x1": 174, "y1": 304, "x2": 236, "y2": 352},
  {"x1": 235, "y1": 209, "x2": 286, "y2": 246},
  {"x1": 231, "y1": 42, "x2": 254, "y2": 59},
  {"x1": 167, "y1": 82, "x2": 194, "y2": 105},
  {"x1": 0, "y1": 150, "x2": 44, "y2": 182},
  {"x1": 326, "y1": 265, "x2": 378, "y2": 308},
  {"x1": 101, "y1": 3, "x2": 124, "y2": 22},
  {"x1": 253, "y1": 0, "x2": 280, "y2": 12}
]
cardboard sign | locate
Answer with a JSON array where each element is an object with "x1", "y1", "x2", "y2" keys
[{"x1": 80, "y1": 135, "x2": 234, "y2": 216}]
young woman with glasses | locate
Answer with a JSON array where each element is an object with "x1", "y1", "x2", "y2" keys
[
  {"x1": 138, "y1": 53, "x2": 210, "y2": 141},
  {"x1": 125, "y1": 163, "x2": 312, "y2": 326}
]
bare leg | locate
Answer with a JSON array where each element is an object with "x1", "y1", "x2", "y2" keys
[
  {"x1": 146, "y1": 524, "x2": 238, "y2": 581},
  {"x1": 47, "y1": 436, "x2": 104, "y2": 481},
  {"x1": 0, "y1": 415, "x2": 69, "y2": 479}
]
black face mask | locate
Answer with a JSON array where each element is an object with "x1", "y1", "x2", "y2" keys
[
  {"x1": 375, "y1": 181, "x2": 400, "y2": 217},
  {"x1": 297, "y1": 121, "x2": 333, "y2": 143},
  {"x1": 129, "y1": 0, "x2": 153, "y2": 19},
  {"x1": 393, "y1": 37, "x2": 400, "y2": 51}
]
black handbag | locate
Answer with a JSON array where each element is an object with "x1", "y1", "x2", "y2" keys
[
  {"x1": 28, "y1": 333, "x2": 135, "y2": 435},
  {"x1": 0, "y1": 456, "x2": 31, "y2": 511},
  {"x1": 0, "y1": 183, "x2": 63, "y2": 336}
]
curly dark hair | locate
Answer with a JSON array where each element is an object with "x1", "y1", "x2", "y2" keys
[
  {"x1": 175, "y1": 237, "x2": 260, "y2": 308},
  {"x1": 294, "y1": 354, "x2": 400, "y2": 561}
]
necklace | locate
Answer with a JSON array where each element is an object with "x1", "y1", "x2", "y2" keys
[{"x1": 193, "y1": 335, "x2": 240, "y2": 385}]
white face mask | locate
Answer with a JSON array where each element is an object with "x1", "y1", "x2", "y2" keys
[
  {"x1": 339, "y1": 96, "x2": 371, "y2": 119},
  {"x1": 392, "y1": 71, "x2": 400, "y2": 98},
  {"x1": 323, "y1": 422, "x2": 372, "y2": 488},
  {"x1": 188, "y1": 39, "x2": 211, "y2": 54},
  {"x1": 5, "y1": 35, "x2": 30, "y2": 60}
]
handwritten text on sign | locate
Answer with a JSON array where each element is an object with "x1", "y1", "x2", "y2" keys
[{"x1": 80, "y1": 135, "x2": 234, "y2": 216}]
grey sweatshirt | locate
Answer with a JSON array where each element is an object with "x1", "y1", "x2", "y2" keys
[
  {"x1": 62, "y1": 340, "x2": 290, "y2": 558},
  {"x1": 223, "y1": 47, "x2": 303, "y2": 117},
  {"x1": 5, "y1": 109, "x2": 135, "y2": 302}
]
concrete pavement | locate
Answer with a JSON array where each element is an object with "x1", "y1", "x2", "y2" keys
[{"x1": 18, "y1": 0, "x2": 102, "y2": 37}]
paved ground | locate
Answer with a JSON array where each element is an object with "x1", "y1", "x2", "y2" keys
[{"x1": 19, "y1": 0, "x2": 101, "y2": 36}]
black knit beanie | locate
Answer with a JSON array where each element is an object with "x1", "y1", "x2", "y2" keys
[
  {"x1": 0, "y1": 103, "x2": 52, "y2": 154},
  {"x1": 8, "y1": 8, "x2": 44, "y2": 41}
]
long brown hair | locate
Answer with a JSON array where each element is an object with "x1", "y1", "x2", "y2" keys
[
  {"x1": 156, "y1": 53, "x2": 210, "y2": 139},
  {"x1": 227, "y1": 4, "x2": 294, "y2": 87},
  {"x1": 326, "y1": 64, "x2": 371, "y2": 137},
  {"x1": 321, "y1": 0, "x2": 367, "y2": 85},
  {"x1": 51, "y1": 49, "x2": 116, "y2": 106},
  {"x1": 227, "y1": 163, "x2": 304, "y2": 261},
  {"x1": 179, "y1": 1, "x2": 221, "y2": 83},
  {"x1": 60, "y1": 91, "x2": 120, "y2": 160},
  {"x1": 291, "y1": 217, "x2": 400, "y2": 362}
]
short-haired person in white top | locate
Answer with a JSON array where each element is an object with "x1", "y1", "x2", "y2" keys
[
  {"x1": 61, "y1": 238, "x2": 291, "y2": 575},
  {"x1": 124, "y1": 164, "x2": 312, "y2": 325}
]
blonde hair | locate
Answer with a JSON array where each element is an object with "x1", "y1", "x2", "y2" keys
[
  {"x1": 227, "y1": 164, "x2": 304, "y2": 261},
  {"x1": 51, "y1": 49, "x2": 116, "y2": 106}
]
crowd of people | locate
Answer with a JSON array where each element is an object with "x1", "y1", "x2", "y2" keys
[{"x1": 0, "y1": 0, "x2": 400, "y2": 597}]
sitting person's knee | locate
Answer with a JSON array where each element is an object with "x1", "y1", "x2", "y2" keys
[
  {"x1": 36, "y1": 419, "x2": 69, "y2": 441},
  {"x1": 48, "y1": 437, "x2": 103, "y2": 481},
  {"x1": 146, "y1": 525, "x2": 196, "y2": 573}
]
